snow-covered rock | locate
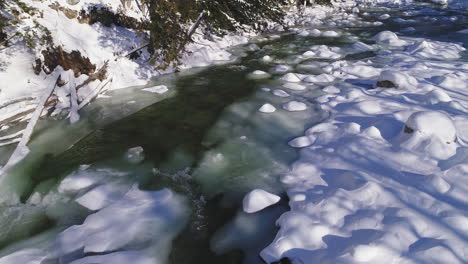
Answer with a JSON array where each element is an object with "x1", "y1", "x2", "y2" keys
[
  {"x1": 283, "y1": 101, "x2": 307, "y2": 111},
  {"x1": 373, "y1": 31, "x2": 407, "y2": 46},
  {"x1": 259, "y1": 104, "x2": 276, "y2": 113},
  {"x1": 242, "y1": 189, "x2": 280, "y2": 213},
  {"x1": 400, "y1": 111, "x2": 457, "y2": 159},
  {"x1": 281, "y1": 73, "x2": 303, "y2": 82},
  {"x1": 125, "y1": 146, "x2": 145, "y2": 164},
  {"x1": 376, "y1": 70, "x2": 418, "y2": 89}
]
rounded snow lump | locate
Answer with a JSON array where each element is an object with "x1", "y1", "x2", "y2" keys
[
  {"x1": 283, "y1": 101, "x2": 307, "y2": 111},
  {"x1": 377, "y1": 70, "x2": 418, "y2": 89},
  {"x1": 242, "y1": 189, "x2": 280, "y2": 213},
  {"x1": 281, "y1": 73, "x2": 302, "y2": 82},
  {"x1": 259, "y1": 103, "x2": 276, "y2": 113},
  {"x1": 373, "y1": 31, "x2": 406, "y2": 46},
  {"x1": 403, "y1": 111, "x2": 456, "y2": 143}
]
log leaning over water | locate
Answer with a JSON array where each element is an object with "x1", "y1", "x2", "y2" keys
[{"x1": 0, "y1": 75, "x2": 61, "y2": 176}]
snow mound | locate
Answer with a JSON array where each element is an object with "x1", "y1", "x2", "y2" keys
[
  {"x1": 321, "y1": 31, "x2": 340, "y2": 37},
  {"x1": 242, "y1": 189, "x2": 280, "y2": 213},
  {"x1": 424, "y1": 89, "x2": 452, "y2": 105},
  {"x1": 309, "y1": 45, "x2": 342, "y2": 59},
  {"x1": 281, "y1": 73, "x2": 303, "y2": 82},
  {"x1": 303, "y1": 74, "x2": 335, "y2": 83},
  {"x1": 401, "y1": 111, "x2": 457, "y2": 159},
  {"x1": 352, "y1": 41, "x2": 374, "y2": 51},
  {"x1": 373, "y1": 31, "x2": 407, "y2": 46},
  {"x1": 272, "y1": 89, "x2": 290, "y2": 97},
  {"x1": 283, "y1": 101, "x2": 307, "y2": 111},
  {"x1": 56, "y1": 186, "x2": 187, "y2": 258},
  {"x1": 273, "y1": 65, "x2": 292, "y2": 73},
  {"x1": 249, "y1": 70, "x2": 271, "y2": 79},
  {"x1": 259, "y1": 104, "x2": 276, "y2": 113},
  {"x1": 283, "y1": 83, "x2": 306, "y2": 91},
  {"x1": 407, "y1": 40, "x2": 465, "y2": 60},
  {"x1": 377, "y1": 70, "x2": 418, "y2": 89},
  {"x1": 402, "y1": 111, "x2": 457, "y2": 144}
]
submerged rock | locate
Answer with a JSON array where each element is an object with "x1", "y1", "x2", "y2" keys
[{"x1": 125, "y1": 146, "x2": 145, "y2": 164}]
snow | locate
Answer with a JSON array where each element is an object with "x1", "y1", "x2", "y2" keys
[
  {"x1": 352, "y1": 41, "x2": 374, "y2": 51},
  {"x1": 283, "y1": 101, "x2": 307, "y2": 112},
  {"x1": 321, "y1": 30, "x2": 340, "y2": 37},
  {"x1": 272, "y1": 89, "x2": 290, "y2": 98},
  {"x1": 249, "y1": 70, "x2": 271, "y2": 79},
  {"x1": 56, "y1": 186, "x2": 188, "y2": 261},
  {"x1": 242, "y1": 189, "x2": 281, "y2": 213},
  {"x1": 377, "y1": 70, "x2": 418, "y2": 89},
  {"x1": 281, "y1": 73, "x2": 303, "y2": 82},
  {"x1": 283, "y1": 83, "x2": 307, "y2": 91},
  {"x1": 260, "y1": 5, "x2": 468, "y2": 264},
  {"x1": 259, "y1": 103, "x2": 276, "y2": 113},
  {"x1": 373, "y1": 31, "x2": 408, "y2": 46},
  {"x1": 273, "y1": 65, "x2": 292, "y2": 73},
  {"x1": 142, "y1": 85, "x2": 169, "y2": 94},
  {"x1": 2, "y1": 1, "x2": 468, "y2": 264}
]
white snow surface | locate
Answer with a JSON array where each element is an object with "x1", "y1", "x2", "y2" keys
[
  {"x1": 242, "y1": 189, "x2": 281, "y2": 213},
  {"x1": 261, "y1": 27, "x2": 468, "y2": 264},
  {"x1": 0, "y1": 0, "x2": 252, "y2": 124}
]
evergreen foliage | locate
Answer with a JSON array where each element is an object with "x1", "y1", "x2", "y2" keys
[{"x1": 145, "y1": 0, "x2": 287, "y2": 69}]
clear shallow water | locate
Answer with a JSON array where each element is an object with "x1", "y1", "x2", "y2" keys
[{"x1": 0, "y1": 2, "x2": 467, "y2": 264}]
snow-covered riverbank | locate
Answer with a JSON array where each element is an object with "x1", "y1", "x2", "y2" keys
[
  {"x1": 257, "y1": 3, "x2": 468, "y2": 264},
  {"x1": 0, "y1": 1, "x2": 467, "y2": 264}
]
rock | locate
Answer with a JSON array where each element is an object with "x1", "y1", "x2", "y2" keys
[
  {"x1": 376, "y1": 80, "x2": 398, "y2": 88},
  {"x1": 242, "y1": 189, "x2": 280, "y2": 213}
]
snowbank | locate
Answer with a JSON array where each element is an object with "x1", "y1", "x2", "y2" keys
[{"x1": 261, "y1": 28, "x2": 468, "y2": 264}]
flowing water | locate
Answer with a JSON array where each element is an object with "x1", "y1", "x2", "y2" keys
[{"x1": 0, "y1": 2, "x2": 467, "y2": 264}]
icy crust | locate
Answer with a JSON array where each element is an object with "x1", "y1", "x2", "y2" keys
[
  {"x1": 0, "y1": 162, "x2": 189, "y2": 264},
  {"x1": 261, "y1": 30, "x2": 468, "y2": 264}
]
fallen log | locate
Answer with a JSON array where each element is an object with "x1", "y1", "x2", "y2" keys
[
  {"x1": 0, "y1": 75, "x2": 61, "y2": 176},
  {"x1": 78, "y1": 78, "x2": 113, "y2": 110}
]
